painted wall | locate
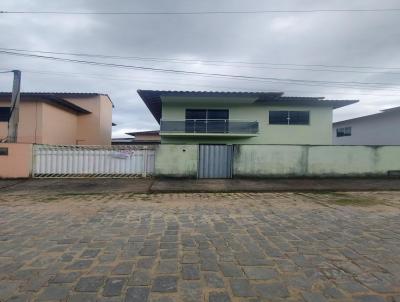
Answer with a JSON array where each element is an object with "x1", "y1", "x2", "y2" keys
[
  {"x1": 161, "y1": 98, "x2": 333, "y2": 145},
  {"x1": 0, "y1": 100, "x2": 42, "y2": 143},
  {"x1": 0, "y1": 143, "x2": 33, "y2": 178},
  {"x1": 235, "y1": 145, "x2": 400, "y2": 177},
  {"x1": 155, "y1": 144, "x2": 400, "y2": 177},
  {"x1": 155, "y1": 144, "x2": 198, "y2": 177},
  {"x1": 68, "y1": 95, "x2": 112, "y2": 145},
  {"x1": 333, "y1": 110, "x2": 400, "y2": 145},
  {"x1": 0, "y1": 95, "x2": 112, "y2": 145},
  {"x1": 40, "y1": 103, "x2": 78, "y2": 145}
]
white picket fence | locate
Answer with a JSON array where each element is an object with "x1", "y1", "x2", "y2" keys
[{"x1": 33, "y1": 144, "x2": 156, "y2": 177}]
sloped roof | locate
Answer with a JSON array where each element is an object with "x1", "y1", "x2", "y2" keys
[
  {"x1": 0, "y1": 92, "x2": 114, "y2": 107},
  {"x1": 334, "y1": 105, "x2": 400, "y2": 125},
  {"x1": 0, "y1": 92, "x2": 91, "y2": 114},
  {"x1": 126, "y1": 130, "x2": 160, "y2": 137},
  {"x1": 137, "y1": 90, "x2": 358, "y2": 123}
]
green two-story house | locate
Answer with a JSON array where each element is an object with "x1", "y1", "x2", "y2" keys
[{"x1": 138, "y1": 90, "x2": 357, "y2": 145}]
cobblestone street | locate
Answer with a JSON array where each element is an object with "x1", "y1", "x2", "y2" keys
[{"x1": 1, "y1": 191, "x2": 400, "y2": 301}]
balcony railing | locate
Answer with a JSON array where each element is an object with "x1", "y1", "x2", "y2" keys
[{"x1": 160, "y1": 119, "x2": 259, "y2": 134}]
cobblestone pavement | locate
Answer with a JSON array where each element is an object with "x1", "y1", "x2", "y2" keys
[{"x1": 1, "y1": 191, "x2": 400, "y2": 301}]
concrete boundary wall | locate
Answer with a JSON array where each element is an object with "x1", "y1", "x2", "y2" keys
[
  {"x1": 156, "y1": 144, "x2": 400, "y2": 177},
  {"x1": 235, "y1": 145, "x2": 400, "y2": 177},
  {"x1": 0, "y1": 143, "x2": 33, "y2": 178}
]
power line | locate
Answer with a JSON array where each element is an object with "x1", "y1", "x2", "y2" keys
[
  {"x1": 1, "y1": 47, "x2": 400, "y2": 74},
  {"x1": 1, "y1": 8, "x2": 400, "y2": 15},
  {"x1": 0, "y1": 50, "x2": 398, "y2": 90},
  {"x1": 9, "y1": 67, "x2": 399, "y2": 97}
]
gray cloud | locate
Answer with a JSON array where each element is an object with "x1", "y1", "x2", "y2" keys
[{"x1": 1, "y1": 0, "x2": 399, "y2": 137}]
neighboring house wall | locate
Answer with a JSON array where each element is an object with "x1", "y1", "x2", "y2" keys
[
  {"x1": 40, "y1": 102, "x2": 78, "y2": 145},
  {"x1": 0, "y1": 94, "x2": 112, "y2": 145},
  {"x1": 0, "y1": 100, "x2": 42, "y2": 143},
  {"x1": 333, "y1": 111, "x2": 400, "y2": 145},
  {"x1": 67, "y1": 95, "x2": 112, "y2": 145},
  {"x1": 161, "y1": 99, "x2": 333, "y2": 145}
]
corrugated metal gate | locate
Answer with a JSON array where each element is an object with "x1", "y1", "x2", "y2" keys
[
  {"x1": 33, "y1": 145, "x2": 155, "y2": 177},
  {"x1": 198, "y1": 145, "x2": 233, "y2": 179}
]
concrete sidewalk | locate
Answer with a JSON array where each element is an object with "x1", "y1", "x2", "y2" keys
[
  {"x1": 0, "y1": 177, "x2": 400, "y2": 195},
  {"x1": 151, "y1": 178, "x2": 400, "y2": 193}
]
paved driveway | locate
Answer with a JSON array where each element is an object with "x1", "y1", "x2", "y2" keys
[{"x1": 0, "y1": 192, "x2": 400, "y2": 301}]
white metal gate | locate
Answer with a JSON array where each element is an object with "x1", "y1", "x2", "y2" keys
[
  {"x1": 33, "y1": 145, "x2": 155, "y2": 177},
  {"x1": 198, "y1": 145, "x2": 233, "y2": 179}
]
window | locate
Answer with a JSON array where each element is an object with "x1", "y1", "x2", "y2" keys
[
  {"x1": 336, "y1": 126, "x2": 352, "y2": 137},
  {"x1": 269, "y1": 111, "x2": 288, "y2": 125},
  {"x1": 269, "y1": 111, "x2": 310, "y2": 125},
  {"x1": 185, "y1": 109, "x2": 229, "y2": 133},
  {"x1": 0, "y1": 107, "x2": 10, "y2": 122}
]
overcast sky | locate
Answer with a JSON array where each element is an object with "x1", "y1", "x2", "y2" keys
[{"x1": 1, "y1": 0, "x2": 399, "y2": 137}]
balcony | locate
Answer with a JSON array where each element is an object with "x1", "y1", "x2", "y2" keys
[{"x1": 160, "y1": 119, "x2": 259, "y2": 137}]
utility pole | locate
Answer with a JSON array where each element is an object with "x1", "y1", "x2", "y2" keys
[{"x1": 7, "y1": 70, "x2": 21, "y2": 143}]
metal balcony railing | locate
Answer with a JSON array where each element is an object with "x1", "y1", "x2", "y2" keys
[{"x1": 160, "y1": 119, "x2": 259, "y2": 134}]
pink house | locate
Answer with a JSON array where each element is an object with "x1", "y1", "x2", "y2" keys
[{"x1": 0, "y1": 92, "x2": 113, "y2": 145}]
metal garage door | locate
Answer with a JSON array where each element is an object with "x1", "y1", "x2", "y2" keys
[{"x1": 198, "y1": 145, "x2": 233, "y2": 179}]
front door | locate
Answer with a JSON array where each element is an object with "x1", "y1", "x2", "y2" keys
[{"x1": 198, "y1": 145, "x2": 233, "y2": 179}]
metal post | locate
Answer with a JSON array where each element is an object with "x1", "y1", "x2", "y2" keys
[{"x1": 7, "y1": 70, "x2": 21, "y2": 143}]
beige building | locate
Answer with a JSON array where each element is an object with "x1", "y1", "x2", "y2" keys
[{"x1": 0, "y1": 92, "x2": 113, "y2": 145}]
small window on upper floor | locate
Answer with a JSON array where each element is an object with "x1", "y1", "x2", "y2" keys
[
  {"x1": 336, "y1": 126, "x2": 352, "y2": 137},
  {"x1": 0, "y1": 107, "x2": 10, "y2": 122},
  {"x1": 269, "y1": 111, "x2": 310, "y2": 125}
]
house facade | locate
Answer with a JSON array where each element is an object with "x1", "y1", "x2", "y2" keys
[
  {"x1": 0, "y1": 92, "x2": 113, "y2": 145},
  {"x1": 333, "y1": 106, "x2": 400, "y2": 145},
  {"x1": 138, "y1": 90, "x2": 357, "y2": 145}
]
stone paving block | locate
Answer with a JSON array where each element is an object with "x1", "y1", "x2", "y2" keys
[
  {"x1": 0, "y1": 281, "x2": 21, "y2": 300},
  {"x1": 208, "y1": 291, "x2": 231, "y2": 302},
  {"x1": 181, "y1": 253, "x2": 200, "y2": 264},
  {"x1": 137, "y1": 257, "x2": 156, "y2": 269},
  {"x1": 150, "y1": 296, "x2": 176, "y2": 302},
  {"x1": 201, "y1": 258, "x2": 219, "y2": 271},
  {"x1": 140, "y1": 245, "x2": 158, "y2": 256},
  {"x1": 129, "y1": 270, "x2": 152, "y2": 286},
  {"x1": 75, "y1": 276, "x2": 105, "y2": 292},
  {"x1": 152, "y1": 276, "x2": 178, "y2": 293},
  {"x1": 6, "y1": 293, "x2": 33, "y2": 302},
  {"x1": 80, "y1": 248, "x2": 101, "y2": 258},
  {"x1": 229, "y1": 279, "x2": 256, "y2": 297},
  {"x1": 354, "y1": 295, "x2": 387, "y2": 302},
  {"x1": 203, "y1": 272, "x2": 225, "y2": 288},
  {"x1": 65, "y1": 260, "x2": 93, "y2": 270},
  {"x1": 181, "y1": 264, "x2": 200, "y2": 280},
  {"x1": 253, "y1": 282, "x2": 289, "y2": 299},
  {"x1": 49, "y1": 271, "x2": 81, "y2": 283},
  {"x1": 103, "y1": 277, "x2": 126, "y2": 296},
  {"x1": 160, "y1": 249, "x2": 178, "y2": 259},
  {"x1": 301, "y1": 292, "x2": 329, "y2": 302},
  {"x1": 243, "y1": 267, "x2": 278, "y2": 280},
  {"x1": 157, "y1": 260, "x2": 178, "y2": 274},
  {"x1": 125, "y1": 287, "x2": 150, "y2": 302},
  {"x1": 68, "y1": 293, "x2": 97, "y2": 302},
  {"x1": 179, "y1": 281, "x2": 203, "y2": 302},
  {"x1": 112, "y1": 261, "x2": 134, "y2": 275},
  {"x1": 219, "y1": 262, "x2": 243, "y2": 277},
  {"x1": 37, "y1": 285, "x2": 69, "y2": 301}
]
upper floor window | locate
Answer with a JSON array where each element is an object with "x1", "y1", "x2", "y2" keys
[
  {"x1": 0, "y1": 107, "x2": 10, "y2": 122},
  {"x1": 185, "y1": 109, "x2": 229, "y2": 133},
  {"x1": 185, "y1": 109, "x2": 229, "y2": 120},
  {"x1": 336, "y1": 126, "x2": 351, "y2": 137},
  {"x1": 269, "y1": 111, "x2": 310, "y2": 125}
]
